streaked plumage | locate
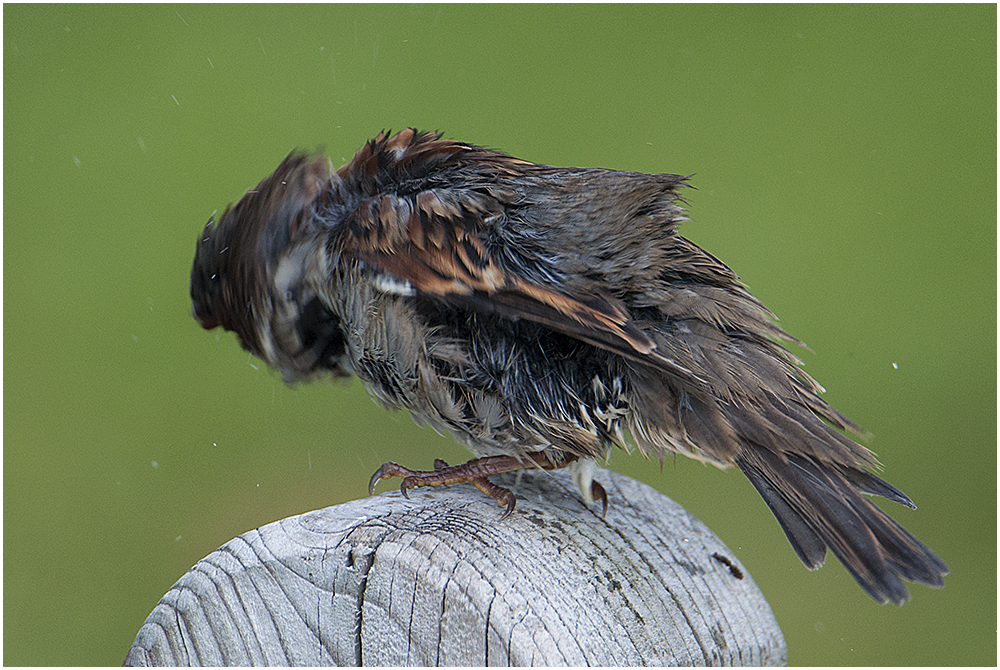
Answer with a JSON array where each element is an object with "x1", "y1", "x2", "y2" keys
[{"x1": 191, "y1": 129, "x2": 948, "y2": 604}]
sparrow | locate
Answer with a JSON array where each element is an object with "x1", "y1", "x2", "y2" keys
[{"x1": 191, "y1": 128, "x2": 948, "y2": 605}]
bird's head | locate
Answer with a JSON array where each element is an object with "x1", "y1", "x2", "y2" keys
[{"x1": 191, "y1": 152, "x2": 349, "y2": 381}]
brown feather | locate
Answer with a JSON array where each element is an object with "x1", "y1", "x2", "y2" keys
[{"x1": 339, "y1": 187, "x2": 681, "y2": 378}]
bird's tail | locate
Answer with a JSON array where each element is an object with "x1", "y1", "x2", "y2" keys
[{"x1": 735, "y1": 446, "x2": 949, "y2": 605}]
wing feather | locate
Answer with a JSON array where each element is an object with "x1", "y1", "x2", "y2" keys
[{"x1": 339, "y1": 186, "x2": 705, "y2": 382}]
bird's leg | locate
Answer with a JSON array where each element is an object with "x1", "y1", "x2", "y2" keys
[{"x1": 369, "y1": 453, "x2": 608, "y2": 519}]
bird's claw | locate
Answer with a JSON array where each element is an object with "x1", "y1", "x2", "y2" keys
[
  {"x1": 591, "y1": 479, "x2": 609, "y2": 518},
  {"x1": 367, "y1": 453, "x2": 605, "y2": 520},
  {"x1": 367, "y1": 455, "x2": 529, "y2": 518}
]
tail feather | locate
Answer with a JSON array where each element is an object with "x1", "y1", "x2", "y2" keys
[
  {"x1": 838, "y1": 467, "x2": 915, "y2": 508},
  {"x1": 736, "y1": 447, "x2": 949, "y2": 605},
  {"x1": 740, "y1": 458, "x2": 829, "y2": 569}
]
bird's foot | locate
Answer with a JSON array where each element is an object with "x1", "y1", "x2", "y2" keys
[{"x1": 368, "y1": 453, "x2": 607, "y2": 519}]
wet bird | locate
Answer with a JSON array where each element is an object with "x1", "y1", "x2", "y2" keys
[{"x1": 191, "y1": 128, "x2": 948, "y2": 605}]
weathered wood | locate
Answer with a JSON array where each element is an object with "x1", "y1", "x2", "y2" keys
[{"x1": 124, "y1": 467, "x2": 786, "y2": 666}]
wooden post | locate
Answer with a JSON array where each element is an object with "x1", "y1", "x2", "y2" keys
[{"x1": 124, "y1": 467, "x2": 786, "y2": 666}]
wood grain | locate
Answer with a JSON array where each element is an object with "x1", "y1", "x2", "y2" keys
[{"x1": 124, "y1": 467, "x2": 786, "y2": 666}]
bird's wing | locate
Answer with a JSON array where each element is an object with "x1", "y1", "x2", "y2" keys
[{"x1": 338, "y1": 185, "x2": 702, "y2": 384}]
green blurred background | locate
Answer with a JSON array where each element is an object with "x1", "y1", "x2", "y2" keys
[{"x1": 5, "y1": 5, "x2": 995, "y2": 665}]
